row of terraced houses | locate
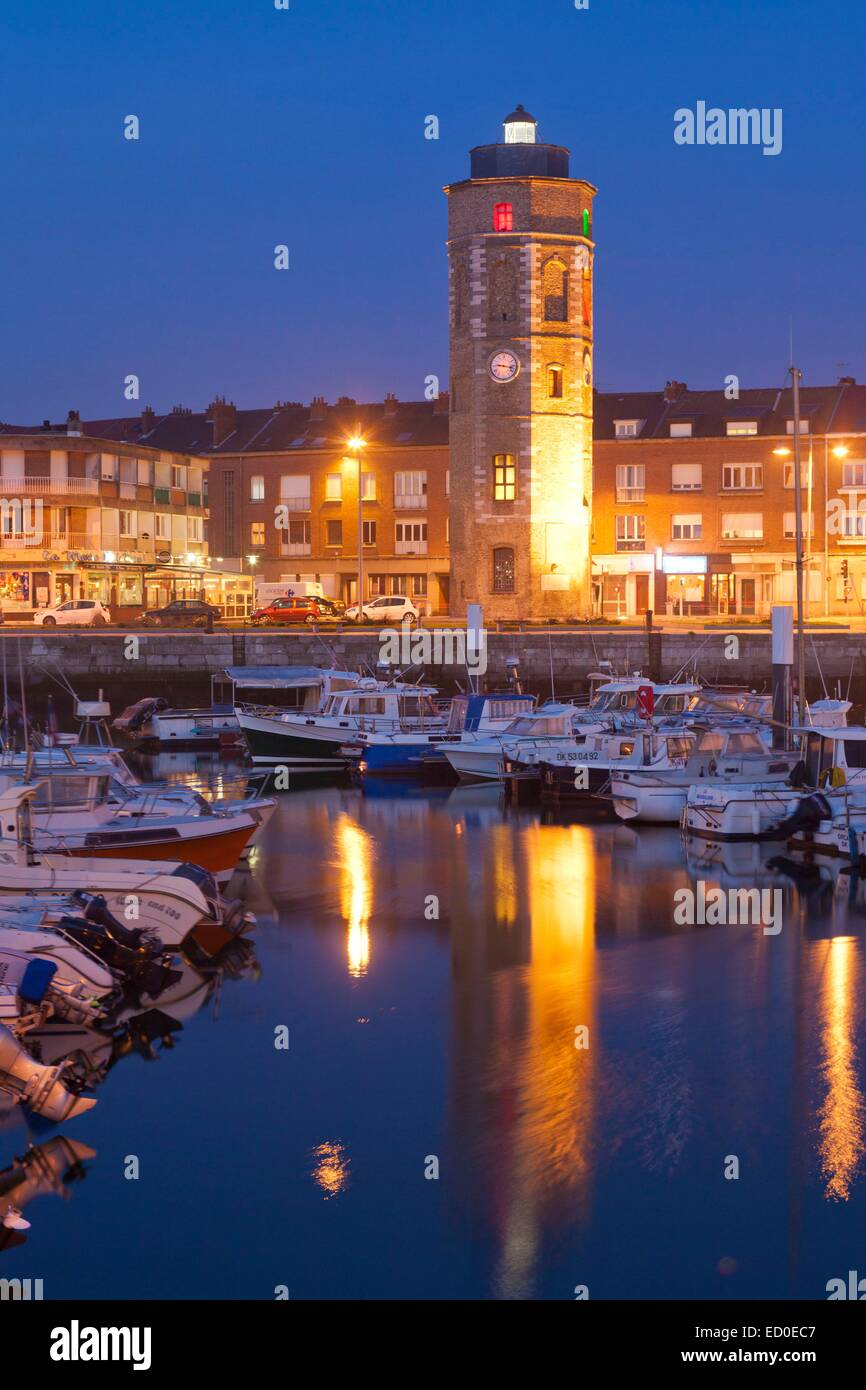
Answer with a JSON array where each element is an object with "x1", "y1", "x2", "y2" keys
[{"x1": 1, "y1": 376, "x2": 865, "y2": 621}]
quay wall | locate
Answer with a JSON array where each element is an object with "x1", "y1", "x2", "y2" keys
[{"x1": 4, "y1": 628, "x2": 866, "y2": 715}]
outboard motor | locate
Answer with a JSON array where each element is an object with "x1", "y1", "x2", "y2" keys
[
  {"x1": 52, "y1": 916, "x2": 181, "y2": 1000},
  {"x1": 770, "y1": 792, "x2": 833, "y2": 839},
  {"x1": 70, "y1": 892, "x2": 151, "y2": 951},
  {"x1": 0, "y1": 1023, "x2": 96, "y2": 1122}
]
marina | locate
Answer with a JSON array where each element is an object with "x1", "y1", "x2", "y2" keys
[{"x1": 1, "y1": 617, "x2": 866, "y2": 1300}]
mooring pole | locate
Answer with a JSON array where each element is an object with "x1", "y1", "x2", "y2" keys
[{"x1": 771, "y1": 604, "x2": 793, "y2": 749}]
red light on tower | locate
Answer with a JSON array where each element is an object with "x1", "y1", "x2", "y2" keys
[{"x1": 493, "y1": 202, "x2": 513, "y2": 232}]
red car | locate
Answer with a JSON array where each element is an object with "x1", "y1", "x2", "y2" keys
[{"x1": 250, "y1": 595, "x2": 340, "y2": 625}]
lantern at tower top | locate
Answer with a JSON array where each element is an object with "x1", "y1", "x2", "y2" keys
[{"x1": 503, "y1": 104, "x2": 537, "y2": 144}]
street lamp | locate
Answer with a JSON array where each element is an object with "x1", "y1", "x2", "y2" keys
[{"x1": 347, "y1": 433, "x2": 366, "y2": 622}]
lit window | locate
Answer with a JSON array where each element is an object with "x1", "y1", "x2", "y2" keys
[
  {"x1": 250, "y1": 521, "x2": 265, "y2": 546},
  {"x1": 250, "y1": 475, "x2": 264, "y2": 501},
  {"x1": 493, "y1": 203, "x2": 513, "y2": 232},
  {"x1": 726, "y1": 421, "x2": 758, "y2": 436},
  {"x1": 326, "y1": 473, "x2": 342, "y2": 501},
  {"x1": 614, "y1": 420, "x2": 641, "y2": 438},
  {"x1": 493, "y1": 454, "x2": 516, "y2": 501},
  {"x1": 582, "y1": 208, "x2": 590, "y2": 237},
  {"x1": 547, "y1": 365, "x2": 563, "y2": 399},
  {"x1": 670, "y1": 422, "x2": 692, "y2": 438},
  {"x1": 361, "y1": 472, "x2": 376, "y2": 500},
  {"x1": 786, "y1": 419, "x2": 811, "y2": 434}
]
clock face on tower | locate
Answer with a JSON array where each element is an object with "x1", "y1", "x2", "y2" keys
[{"x1": 489, "y1": 350, "x2": 520, "y2": 382}]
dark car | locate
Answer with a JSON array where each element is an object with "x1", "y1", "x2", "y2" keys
[
  {"x1": 250, "y1": 594, "x2": 341, "y2": 626},
  {"x1": 138, "y1": 599, "x2": 222, "y2": 628}
]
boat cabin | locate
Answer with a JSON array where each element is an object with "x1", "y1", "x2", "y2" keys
[{"x1": 446, "y1": 693, "x2": 535, "y2": 734}]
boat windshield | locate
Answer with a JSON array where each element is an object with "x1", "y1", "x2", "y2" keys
[
  {"x1": 723, "y1": 732, "x2": 766, "y2": 755},
  {"x1": 590, "y1": 691, "x2": 638, "y2": 712},
  {"x1": 505, "y1": 715, "x2": 570, "y2": 736}
]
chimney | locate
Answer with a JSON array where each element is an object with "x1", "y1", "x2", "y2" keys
[
  {"x1": 383, "y1": 392, "x2": 398, "y2": 416},
  {"x1": 66, "y1": 409, "x2": 82, "y2": 437},
  {"x1": 434, "y1": 390, "x2": 450, "y2": 414},
  {"x1": 41, "y1": 419, "x2": 52, "y2": 431},
  {"x1": 838, "y1": 375, "x2": 856, "y2": 387},
  {"x1": 209, "y1": 395, "x2": 237, "y2": 447},
  {"x1": 309, "y1": 395, "x2": 327, "y2": 422},
  {"x1": 663, "y1": 380, "x2": 687, "y2": 403},
  {"x1": 140, "y1": 405, "x2": 156, "y2": 434}
]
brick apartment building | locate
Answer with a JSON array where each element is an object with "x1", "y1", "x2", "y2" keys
[{"x1": 50, "y1": 373, "x2": 866, "y2": 624}]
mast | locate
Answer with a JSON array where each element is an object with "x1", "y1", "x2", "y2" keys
[{"x1": 790, "y1": 364, "x2": 806, "y2": 724}]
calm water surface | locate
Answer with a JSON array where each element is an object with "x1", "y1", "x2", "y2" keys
[{"x1": 3, "y1": 755, "x2": 866, "y2": 1300}]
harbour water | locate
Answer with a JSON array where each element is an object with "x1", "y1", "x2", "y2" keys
[{"x1": 3, "y1": 754, "x2": 866, "y2": 1300}]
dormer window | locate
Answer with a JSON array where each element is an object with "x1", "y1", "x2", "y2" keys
[
  {"x1": 786, "y1": 418, "x2": 811, "y2": 434},
  {"x1": 670, "y1": 422, "x2": 692, "y2": 438},
  {"x1": 726, "y1": 420, "x2": 758, "y2": 436},
  {"x1": 614, "y1": 419, "x2": 641, "y2": 439},
  {"x1": 493, "y1": 203, "x2": 513, "y2": 232}
]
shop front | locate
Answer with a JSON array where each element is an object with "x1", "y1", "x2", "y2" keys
[
  {"x1": 0, "y1": 559, "x2": 252, "y2": 622},
  {"x1": 593, "y1": 554, "x2": 655, "y2": 619}
]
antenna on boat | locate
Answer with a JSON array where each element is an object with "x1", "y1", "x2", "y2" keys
[
  {"x1": 547, "y1": 628, "x2": 556, "y2": 703},
  {"x1": 16, "y1": 638, "x2": 31, "y2": 777}
]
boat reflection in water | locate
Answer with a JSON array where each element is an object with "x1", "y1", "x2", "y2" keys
[{"x1": 243, "y1": 778, "x2": 866, "y2": 1300}]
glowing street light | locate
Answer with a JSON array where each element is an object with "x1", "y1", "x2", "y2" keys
[{"x1": 346, "y1": 432, "x2": 366, "y2": 622}]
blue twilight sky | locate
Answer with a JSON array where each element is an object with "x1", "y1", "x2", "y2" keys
[{"x1": 1, "y1": 0, "x2": 863, "y2": 422}]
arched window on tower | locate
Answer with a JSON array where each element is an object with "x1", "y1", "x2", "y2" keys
[
  {"x1": 541, "y1": 257, "x2": 568, "y2": 322},
  {"x1": 493, "y1": 546, "x2": 515, "y2": 593},
  {"x1": 493, "y1": 202, "x2": 513, "y2": 232},
  {"x1": 582, "y1": 208, "x2": 590, "y2": 237},
  {"x1": 547, "y1": 364, "x2": 564, "y2": 399},
  {"x1": 582, "y1": 268, "x2": 591, "y2": 326}
]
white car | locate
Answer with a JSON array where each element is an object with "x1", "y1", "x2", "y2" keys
[
  {"x1": 344, "y1": 595, "x2": 420, "y2": 624},
  {"x1": 34, "y1": 599, "x2": 111, "y2": 628}
]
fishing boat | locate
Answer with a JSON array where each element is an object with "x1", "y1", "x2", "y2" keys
[{"x1": 237, "y1": 676, "x2": 445, "y2": 768}]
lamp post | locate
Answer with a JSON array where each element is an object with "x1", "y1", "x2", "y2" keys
[{"x1": 347, "y1": 433, "x2": 366, "y2": 622}]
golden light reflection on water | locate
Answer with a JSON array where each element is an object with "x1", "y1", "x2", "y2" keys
[
  {"x1": 310, "y1": 1141, "x2": 350, "y2": 1199},
  {"x1": 491, "y1": 823, "x2": 596, "y2": 1297},
  {"x1": 336, "y1": 815, "x2": 373, "y2": 977},
  {"x1": 818, "y1": 936, "x2": 865, "y2": 1201}
]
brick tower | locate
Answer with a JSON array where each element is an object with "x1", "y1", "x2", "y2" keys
[{"x1": 445, "y1": 106, "x2": 596, "y2": 620}]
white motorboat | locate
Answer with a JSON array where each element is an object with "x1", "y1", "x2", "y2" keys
[
  {"x1": 0, "y1": 784, "x2": 255, "y2": 948},
  {"x1": 540, "y1": 725, "x2": 696, "y2": 799},
  {"x1": 0, "y1": 774, "x2": 260, "y2": 882},
  {"x1": 612, "y1": 723, "x2": 801, "y2": 824},
  {"x1": 681, "y1": 724, "x2": 866, "y2": 842}
]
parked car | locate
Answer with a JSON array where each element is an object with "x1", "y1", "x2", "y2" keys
[
  {"x1": 344, "y1": 595, "x2": 420, "y2": 624},
  {"x1": 138, "y1": 599, "x2": 222, "y2": 628},
  {"x1": 34, "y1": 599, "x2": 111, "y2": 628},
  {"x1": 250, "y1": 595, "x2": 341, "y2": 625},
  {"x1": 312, "y1": 595, "x2": 347, "y2": 620}
]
